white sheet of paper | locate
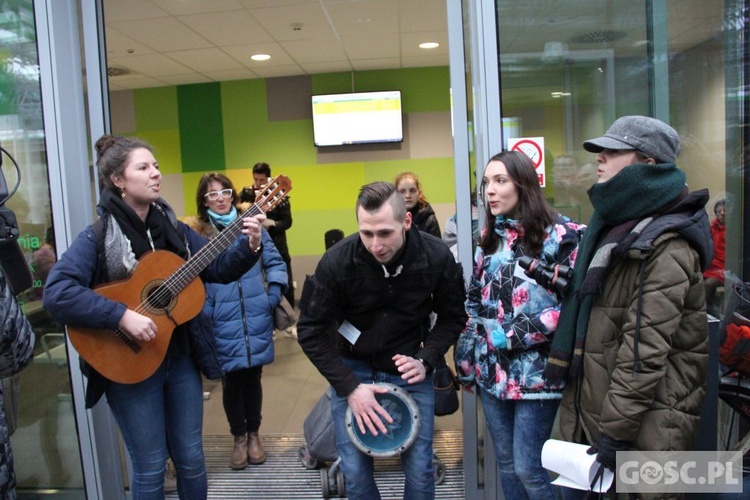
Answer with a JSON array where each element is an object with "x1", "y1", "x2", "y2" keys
[
  {"x1": 542, "y1": 439, "x2": 614, "y2": 493},
  {"x1": 338, "y1": 320, "x2": 361, "y2": 344}
]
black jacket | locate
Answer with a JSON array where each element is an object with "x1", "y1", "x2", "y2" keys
[
  {"x1": 297, "y1": 227, "x2": 467, "y2": 397},
  {"x1": 409, "y1": 202, "x2": 441, "y2": 238},
  {"x1": 242, "y1": 187, "x2": 292, "y2": 261}
]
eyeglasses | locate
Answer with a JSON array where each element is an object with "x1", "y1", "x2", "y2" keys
[{"x1": 204, "y1": 188, "x2": 233, "y2": 201}]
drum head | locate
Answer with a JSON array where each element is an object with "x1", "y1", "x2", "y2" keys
[{"x1": 345, "y1": 383, "x2": 420, "y2": 458}]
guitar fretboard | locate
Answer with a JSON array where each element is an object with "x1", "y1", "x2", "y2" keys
[{"x1": 135, "y1": 177, "x2": 290, "y2": 318}]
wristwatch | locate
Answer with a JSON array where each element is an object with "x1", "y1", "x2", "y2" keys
[
  {"x1": 251, "y1": 242, "x2": 263, "y2": 254},
  {"x1": 417, "y1": 357, "x2": 431, "y2": 371}
]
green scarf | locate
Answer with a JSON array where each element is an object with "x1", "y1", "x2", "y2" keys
[{"x1": 544, "y1": 163, "x2": 687, "y2": 384}]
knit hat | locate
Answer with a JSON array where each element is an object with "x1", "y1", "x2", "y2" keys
[{"x1": 583, "y1": 115, "x2": 680, "y2": 163}]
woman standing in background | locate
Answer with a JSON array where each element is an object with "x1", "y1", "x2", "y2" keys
[
  {"x1": 185, "y1": 173, "x2": 287, "y2": 471},
  {"x1": 395, "y1": 171, "x2": 442, "y2": 238},
  {"x1": 454, "y1": 151, "x2": 583, "y2": 500}
]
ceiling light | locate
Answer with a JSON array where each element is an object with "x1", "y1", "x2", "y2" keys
[
  {"x1": 107, "y1": 66, "x2": 130, "y2": 77},
  {"x1": 251, "y1": 54, "x2": 271, "y2": 61},
  {"x1": 419, "y1": 42, "x2": 439, "y2": 49}
]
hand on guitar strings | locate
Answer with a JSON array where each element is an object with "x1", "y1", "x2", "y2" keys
[
  {"x1": 241, "y1": 213, "x2": 267, "y2": 251},
  {"x1": 119, "y1": 309, "x2": 159, "y2": 342}
]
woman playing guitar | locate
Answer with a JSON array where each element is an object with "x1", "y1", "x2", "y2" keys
[{"x1": 43, "y1": 135, "x2": 273, "y2": 499}]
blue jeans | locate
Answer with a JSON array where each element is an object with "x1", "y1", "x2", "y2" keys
[
  {"x1": 559, "y1": 485, "x2": 592, "y2": 499},
  {"x1": 480, "y1": 391, "x2": 559, "y2": 500},
  {"x1": 107, "y1": 354, "x2": 207, "y2": 500},
  {"x1": 331, "y1": 357, "x2": 435, "y2": 500}
]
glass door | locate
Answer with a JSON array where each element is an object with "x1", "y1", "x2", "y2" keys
[
  {"x1": 454, "y1": 0, "x2": 733, "y2": 498},
  {"x1": 0, "y1": 0, "x2": 85, "y2": 495}
]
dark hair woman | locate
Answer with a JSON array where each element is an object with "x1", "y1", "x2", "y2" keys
[
  {"x1": 454, "y1": 151, "x2": 584, "y2": 499},
  {"x1": 43, "y1": 135, "x2": 266, "y2": 498}
]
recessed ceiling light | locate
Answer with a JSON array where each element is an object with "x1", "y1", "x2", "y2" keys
[
  {"x1": 251, "y1": 54, "x2": 271, "y2": 61},
  {"x1": 419, "y1": 42, "x2": 440, "y2": 49}
]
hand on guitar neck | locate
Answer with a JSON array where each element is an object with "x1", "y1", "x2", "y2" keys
[{"x1": 241, "y1": 212, "x2": 266, "y2": 252}]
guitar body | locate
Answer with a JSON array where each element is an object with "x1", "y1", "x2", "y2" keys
[{"x1": 66, "y1": 250, "x2": 206, "y2": 384}]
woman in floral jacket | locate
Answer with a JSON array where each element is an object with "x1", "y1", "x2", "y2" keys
[{"x1": 455, "y1": 151, "x2": 583, "y2": 500}]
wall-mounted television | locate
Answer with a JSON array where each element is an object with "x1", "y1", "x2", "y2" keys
[{"x1": 311, "y1": 90, "x2": 403, "y2": 147}]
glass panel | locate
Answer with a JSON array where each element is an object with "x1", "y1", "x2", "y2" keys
[
  {"x1": 496, "y1": 2, "x2": 652, "y2": 225},
  {"x1": 0, "y1": 1, "x2": 84, "y2": 495},
  {"x1": 665, "y1": 0, "x2": 728, "y2": 303},
  {"x1": 485, "y1": 0, "x2": 730, "y2": 496},
  {"x1": 493, "y1": 0, "x2": 726, "y2": 231},
  {"x1": 460, "y1": 0, "x2": 485, "y2": 488},
  {"x1": 723, "y1": 0, "x2": 749, "y2": 281}
]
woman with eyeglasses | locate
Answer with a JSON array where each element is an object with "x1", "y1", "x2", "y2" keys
[
  {"x1": 184, "y1": 173, "x2": 287, "y2": 471},
  {"x1": 43, "y1": 135, "x2": 266, "y2": 499}
]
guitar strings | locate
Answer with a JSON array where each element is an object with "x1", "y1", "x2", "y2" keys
[
  {"x1": 125, "y1": 181, "x2": 289, "y2": 332},
  {"x1": 134, "y1": 189, "x2": 278, "y2": 312}
]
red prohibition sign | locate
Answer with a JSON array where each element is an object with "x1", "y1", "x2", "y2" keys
[{"x1": 511, "y1": 139, "x2": 543, "y2": 168}]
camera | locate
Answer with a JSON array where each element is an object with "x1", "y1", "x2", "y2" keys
[
  {"x1": 0, "y1": 146, "x2": 32, "y2": 295},
  {"x1": 518, "y1": 255, "x2": 572, "y2": 297}
]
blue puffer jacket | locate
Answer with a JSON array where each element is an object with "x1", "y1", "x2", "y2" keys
[{"x1": 203, "y1": 229, "x2": 288, "y2": 371}]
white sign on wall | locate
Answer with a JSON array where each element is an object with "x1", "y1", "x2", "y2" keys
[{"x1": 508, "y1": 136, "x2": 546, "y2": 187}]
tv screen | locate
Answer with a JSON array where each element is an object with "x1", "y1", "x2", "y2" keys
[{"x1": 311, "y1": 90, "x2": 403, "y2": 147}]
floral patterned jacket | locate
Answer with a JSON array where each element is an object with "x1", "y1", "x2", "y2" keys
[{"x1": 454, "y1": 214, "x2": 583, "y2": 400}]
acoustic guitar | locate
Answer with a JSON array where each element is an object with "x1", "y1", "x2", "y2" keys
[{"x1": 67, "y1": 175, "x2": 292, "y2": 384}]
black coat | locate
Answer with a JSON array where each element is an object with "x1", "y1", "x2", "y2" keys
[
  {"x1": 409, "y1": 202, "x2": 441, "y2": 238},
  {"x1": 297, "y1": 227, "x2": 467, "y2": 397}
]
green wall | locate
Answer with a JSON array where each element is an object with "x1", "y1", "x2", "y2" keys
[{"x1": 127, "y1": 67, "x2": 454, "y2": 256}]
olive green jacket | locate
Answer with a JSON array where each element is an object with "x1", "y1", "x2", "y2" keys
[{"x1": 556, "y1": 232, "x2": 708, "y2": 453}]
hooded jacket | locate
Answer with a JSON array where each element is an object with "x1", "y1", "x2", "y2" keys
[
  {"x1": 556, "y1": 190, "x2": 712, "y2": 452},
  {"x1": 454, "y1": 214, "x2": 583, "y2": 400},
  {"x1": 409, "y1": 202, "x2": 441, "y2": 239}
]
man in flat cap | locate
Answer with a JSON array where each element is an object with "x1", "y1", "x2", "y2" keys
[{"x1": 547, "y1": 116, "x2": 714, "y2": 496}]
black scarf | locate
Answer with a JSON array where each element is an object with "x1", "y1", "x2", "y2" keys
[
  {"x1": 98, "y1": 189, "x2": 188, "y2": 261},
  {"x1": 544, "y1": 163, "x2": 687, "y2": 384}
]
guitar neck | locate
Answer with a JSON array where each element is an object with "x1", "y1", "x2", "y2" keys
[
  {"x1": 164, "y1": 204, "x2": 264, "y2": 294},
  {"x1": 159, "y1": 174, "x2": 291, "y2": 296}
]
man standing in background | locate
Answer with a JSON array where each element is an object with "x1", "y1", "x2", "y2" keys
[{"x1": 241, "y1": 162, "x2": 296, "y2": 336}]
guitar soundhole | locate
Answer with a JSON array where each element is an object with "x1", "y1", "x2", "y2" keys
[{"x1": 144, "y1": 282, "x2": 174, "y2": 312}]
